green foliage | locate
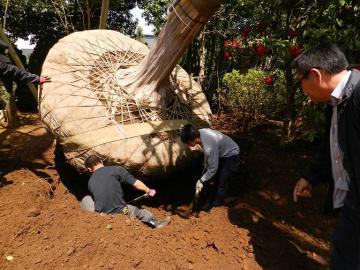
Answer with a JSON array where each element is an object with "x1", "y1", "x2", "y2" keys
[
  {"x1": 138, "y1": 0, "x2": 170, "y2": 35},
  {"x1": 223, "y1": 68, "x2": 326, "y2": 141},
  {"x1": 287, "y1": 85, "x2": 327, "y2": 142},
  {"x1": 294, "y1": 101, "x2": 326, "y2": 142},
  {"x1": 206, "y1": 0, "x2": 359, "y2": 141},
  {"x1": 223, "y1": 69, "x2": 286, "y2": 119}
]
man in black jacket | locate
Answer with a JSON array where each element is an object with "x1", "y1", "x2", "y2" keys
[{"x1": 292, "y1": 44, "x2": 360, "y2": 269}]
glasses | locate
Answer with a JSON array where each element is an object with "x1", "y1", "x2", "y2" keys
[{"x1": 295, "y1": 70, "x2": 311, "y2": 87}]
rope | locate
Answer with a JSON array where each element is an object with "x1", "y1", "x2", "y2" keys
[{"x1": 169, "y1": 0, "x2": 207, "y2": 26}]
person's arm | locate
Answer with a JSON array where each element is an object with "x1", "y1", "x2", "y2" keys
[
  {"x1": 294, "y1": 105, "x2": 332, "y2": 202},
  {"x1": 133, "y1": 180, "x2": 155, "y2": 195},
  {"x1": 0, "y1": 62, "x2": 39, "y2": 83},
  {"x1": 301, "y1": 105, "x2": 333, "y2": 186},
  {"x1": 116, "y1": 166, "x2": 156, "y2": 196},
  {"x1": 200, "y1": 146, "x2": 219, "y2": 183},
  {"x1": 133, "y1": 180, "x2": 150, "y2": 193},
  {"x1": 0, "y1": 62, "x2": 50, "y2": 85}
]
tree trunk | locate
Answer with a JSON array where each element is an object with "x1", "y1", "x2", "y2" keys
[
  {"x1": 282, "y1": 61, "x2": 297, "y2": 141},
  {"x1": 4, "y1": 85, "x2": 20, "y2": 128},
  {"x1": 198, "y1": 30, "x2": 206, "y2": 85},
  {"x1": 84, "y1": 0, "x2": 92, "y2": 30},
  {"x1": 115, "y1": 0, "x2": 222, "y2": 106},
  {"x1": 99, "y1": 0, "x2": 109, "y2": 29}
]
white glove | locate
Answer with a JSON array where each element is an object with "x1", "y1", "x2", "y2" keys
[{"x1": 195, "y1": 179, "x2": 204, "y2": 196}]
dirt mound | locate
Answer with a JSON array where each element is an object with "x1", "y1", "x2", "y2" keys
[{"x1": 0, "y1": 113, "x2": 336, "y2": 269}]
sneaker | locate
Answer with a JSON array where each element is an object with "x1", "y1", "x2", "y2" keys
[{"x1": 150, "y1": 216, "x2": 171, "y2": 228}]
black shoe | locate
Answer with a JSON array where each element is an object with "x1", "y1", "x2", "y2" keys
[{"x1": 150, "y1": 216, "x2": 171, "y2": 228}]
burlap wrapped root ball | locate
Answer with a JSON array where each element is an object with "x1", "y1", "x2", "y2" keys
[{"x1": 40, "y1": 30, "x2": 211, "y2": 177}]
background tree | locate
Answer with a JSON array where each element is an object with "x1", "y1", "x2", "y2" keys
[
  {"x1": 138, "y1": 0, "x2": 169, "y2": 35},
  {"x1": 1, "y1": 0, "x2": 360, "y2": 140},
  {"x1": 134, "y1": 26, "x2": 145, "y2": 43},
  {"x1": 129, "y1": 0, "x2": 360, "y2": 141}
]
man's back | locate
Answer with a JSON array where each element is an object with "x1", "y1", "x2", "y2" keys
[
  {"x1": 199, "y1": 128, "x2": 239, "y2": 158},
  {"x1": 88, "y1": 166, "x2": 136, "y2": 214}
]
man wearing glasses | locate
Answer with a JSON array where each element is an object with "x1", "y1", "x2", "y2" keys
[{"x1": 292, "y1": 43, "x2": 360, "y2": 269}]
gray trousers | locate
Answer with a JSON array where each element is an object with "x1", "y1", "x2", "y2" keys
[
  {"x1": 124, "y1": 204, "x2": 155, "y2": 224},
  {"x1": 80, "y1": 195, "x2": 155, "y2": 224}
]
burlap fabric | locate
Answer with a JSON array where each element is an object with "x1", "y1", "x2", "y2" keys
[{"x1": 40, "y1": 30, "x2": 211, "y2": 176}]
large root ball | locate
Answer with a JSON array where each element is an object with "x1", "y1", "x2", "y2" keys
[{"x1": 40, "y1": 30, "x2": 211, "y2": 177}]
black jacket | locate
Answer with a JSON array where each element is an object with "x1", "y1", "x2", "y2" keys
[
  {"x1": 0, "y1": 62, "x2": 39, "y2": 84},
  {"x1": 301, "y1": 69, "x2": 360, "y2": 212}
]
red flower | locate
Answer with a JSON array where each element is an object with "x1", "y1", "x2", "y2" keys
[
  {"x1": 355, "y1": 66, "x2": 360, "y2": 71},
  {"x1": 256, "y1": 44, "x2": 266, "y2": 56},
  {"x1": 240, "y1": 27, "x2": 250, "y2": 38},
  {"x1": 264, "y1": 76, "x2": 274, "y2": 85},
  {"x1": 231, "y1": 40, "x2": 239, "y2": 48},
  {"x1": 289, "y1": 44, "x2": 301, "y2": 58},
  {"x1": 288, "y1": 29, "x2": 300, "y2": 38},
  {"x1": 224, "y1": 51, "x2": 231, "y2": 59},
  {"x1": 224, "y1": 41, "x2": 230, "y2": 47}
]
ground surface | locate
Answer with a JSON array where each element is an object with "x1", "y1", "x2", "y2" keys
[{"x1": 0, "y1": 113, "x2": 337, "y2": 270}]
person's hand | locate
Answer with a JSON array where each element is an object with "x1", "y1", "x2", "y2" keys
[
  {"x1": 195, "y1": 179, "x2": 203, "y2": 197},
  {"x1": 293, "y1": 178, "x2": 312, "y2": 202},
  {"x1": 147, "y1": 189, "x2": 156, "y2": 197},
  {"x1": 39, "y1": 75, "x2": 51, "y2": 84}
]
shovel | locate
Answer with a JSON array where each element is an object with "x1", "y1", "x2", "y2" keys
[{"x1": 127, "y1": 193, "x2": 149, "y2": 204}]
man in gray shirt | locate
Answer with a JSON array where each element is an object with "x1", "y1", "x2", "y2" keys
[
  {"x1": 180, "y1": 124, "x2": 240, "y2": 207},
  {"x1": 81, "y1": 155, "x2": 171, "y2": 228}
]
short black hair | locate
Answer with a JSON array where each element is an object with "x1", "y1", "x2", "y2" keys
[
  {"x1": 84, "y1": 155, "x2": 102, "y2": 169},
  {"x1": 180, "y1": 124, "x2": 200, "y2": 144},
  {"x1": 292, "y1": 43, "x2": 348, "y2": 75}
]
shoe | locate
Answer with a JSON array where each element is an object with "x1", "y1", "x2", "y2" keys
[{"x1": 150, "y1": 216, "x2": 171, "y2": 228}]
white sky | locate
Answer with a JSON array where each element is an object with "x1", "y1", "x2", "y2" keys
[
  {"x1": 15, "y1": 6, "x2": 154, "y2": 49},
  {"x1": 131, "y1": 6, "x2": 154, "y2": 35}
]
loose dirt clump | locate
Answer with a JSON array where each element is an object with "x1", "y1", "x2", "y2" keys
[{"x1": 0, "y1": 113, "x2": 336, "y2": 269}]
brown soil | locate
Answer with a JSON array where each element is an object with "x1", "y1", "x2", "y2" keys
[{"x1": 0, "y1": 113, "x2": 337, "y2": 270}]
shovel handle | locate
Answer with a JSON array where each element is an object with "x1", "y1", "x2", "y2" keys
[{"x1": 127, "y1": 193, "x2": 149, "y2": 204}]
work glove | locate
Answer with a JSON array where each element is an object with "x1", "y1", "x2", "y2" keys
[
  {"x1": 147, "y1": 189, "x2": 156, "y2": 197},
  {"x1": 195, "y1": 179, "x2": 203, "y2": 197}
]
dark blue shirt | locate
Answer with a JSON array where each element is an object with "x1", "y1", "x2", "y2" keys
[{"x1": 88, "y1": 166, "x2": 136, "y2": 214}]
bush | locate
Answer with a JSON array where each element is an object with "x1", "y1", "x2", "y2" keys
[
  {"x1": 222, "y1": 68, "x2": 287, "y2": 120},
  {"x1": 292, "y1": 97, "x2": 326, "y2": 142},
  {"x1": 222, "y1": 68, "x2": 326, "y2": 142}
]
